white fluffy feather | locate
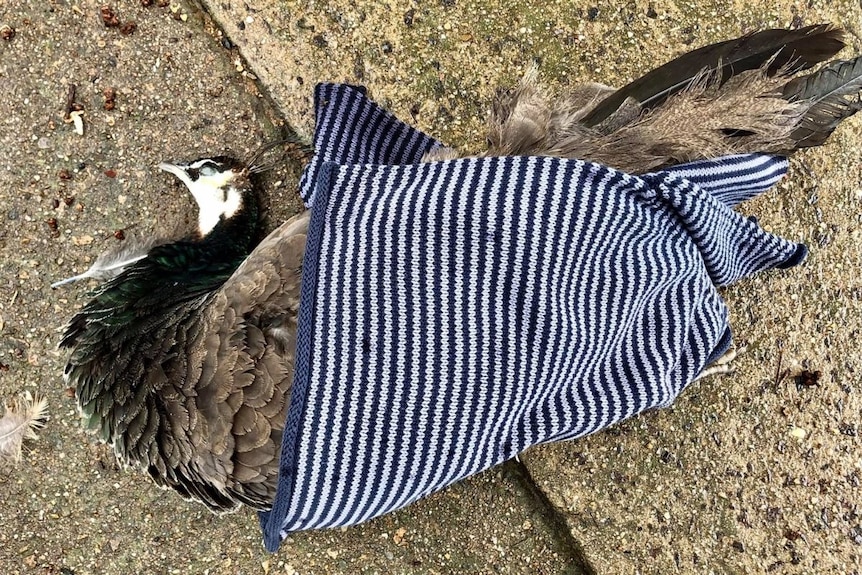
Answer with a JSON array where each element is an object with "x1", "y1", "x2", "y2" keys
[{"x1": 0, "y1": 394, "x2": 48, "y2": 468}]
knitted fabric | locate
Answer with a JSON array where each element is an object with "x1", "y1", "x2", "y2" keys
[{"x1": 260, "y1": 83, "x2": 805, "y2": 550}]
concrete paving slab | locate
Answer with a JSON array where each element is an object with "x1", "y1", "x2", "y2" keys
[
  {"x1": 0, "y1": 1, "x2": 583, "y2": 573},
  {"x1": 2, "y1": 0, "x2": 861, "y2": 573}
]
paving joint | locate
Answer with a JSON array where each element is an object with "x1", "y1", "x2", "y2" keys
[{"x1": 502, "y1": 459, "x2": 597, "y2": 575}]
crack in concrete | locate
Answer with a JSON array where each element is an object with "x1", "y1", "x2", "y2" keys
[{"x1": 502, "y1": 459, "x2": 597, "y2": 575}]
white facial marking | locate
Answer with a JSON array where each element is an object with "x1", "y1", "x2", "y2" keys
[
  {"x1": 159, "y1": 162, "x2": 244, "y2": 236},
  {"x1": 193, "y1": 185, "x2": 242, "y2": 236}
]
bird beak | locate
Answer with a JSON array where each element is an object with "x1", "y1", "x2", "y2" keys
[{"x1": 158, "y1": 162, "x2": 193, "y2": 189}]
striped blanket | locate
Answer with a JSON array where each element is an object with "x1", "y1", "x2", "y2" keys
[{"x1": 260, "y1": 84, "x2": 806, "y2": 550}]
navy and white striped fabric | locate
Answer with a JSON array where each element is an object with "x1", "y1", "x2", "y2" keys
[
  {"x1": 260, "y1": 84, "x2": 806, "y2": 550},
  {"x1": 297, "y1": 84, "x2": 443, "y2": 208}
]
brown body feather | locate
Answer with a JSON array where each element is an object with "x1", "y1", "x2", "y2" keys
[
  {"x1": 60, "y1": 156, "x2": 309, "y2": 511},
  {"x1": 144, "y1": 211, "x2": 308, "y2": 509}
]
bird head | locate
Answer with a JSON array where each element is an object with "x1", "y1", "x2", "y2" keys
[{"x1": 158, "y1": 155, "x2": 254, "y2": 238}]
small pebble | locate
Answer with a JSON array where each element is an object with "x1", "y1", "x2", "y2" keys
[{"x1": 312, "y1": 34, "x2": 327, "y2": 48}]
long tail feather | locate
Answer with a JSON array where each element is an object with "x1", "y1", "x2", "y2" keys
[
  {"x1": 559, "y1": 55, "x2": 862, "y2": 171},
  {"x1": 553, "y1": 68, "x2": 804, "y2": 172},
  {"x1": 580, "y1": 24, "x2": 845, "y2": 127},
  {"x1": 784, "y1": 56, "x2": 862, "y2": 147}
]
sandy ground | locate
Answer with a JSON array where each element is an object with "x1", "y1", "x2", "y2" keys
[{"x1": 1, "y1": 0, "x2": 860, "y2": 574}]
